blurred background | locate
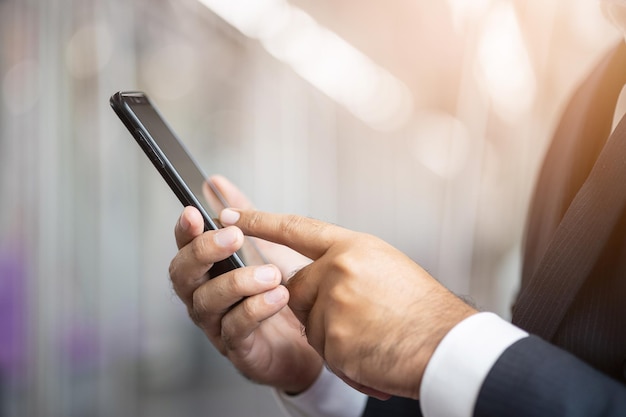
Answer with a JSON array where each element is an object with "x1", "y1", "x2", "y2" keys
[{"x1": 0, "y1": 0, "x2": 620, "y2": 415}]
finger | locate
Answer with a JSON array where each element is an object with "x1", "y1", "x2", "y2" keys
[
  {"x1": 284, "y1": 263, "x2": 319, "y2": 326},
  {"x1": 169, "y1": 226, "x2": 244, "y2": 305},
  {"x1": 190, "y1": 265, "x2": 283, "y2": 334},
  {"x1": 245, "y1": 236, "x2": 313, "y2": 278},
  {"x1": 220, "y1": 209, "x2": 348, "y2": 260},
  {"x1": 220, "y1": 285, "x2": 289, "y2": 352},
  {"x1": 208, "y1": 178, "x2": 314, "y2": 275},
  {"x1": 202, "y1": 176, "x2": 254, "y2": 217},
  {"x1": 175, "y1": 206, "x2": 205, "y2": 249},
  {"x1": 209, "y1": 175, "x2": 255, "y2": 209},
  {"x1": 290, "y1": 265, "x2": 332, "y2": 362}
]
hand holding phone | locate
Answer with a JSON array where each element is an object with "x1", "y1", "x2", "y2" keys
[{"x1": 112, "y1": 93, "x2": 324, "y2": 393}]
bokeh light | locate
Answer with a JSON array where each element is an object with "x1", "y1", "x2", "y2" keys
[
  {"x1": 2, "y1": 60, "x2": 40, "y2": 115},
  {"x1": 475, "y1": 2, "x2": 536, "y2": 123},
  {"x1": 65, "y1": 23, "x2": 113, "y2": 79}
]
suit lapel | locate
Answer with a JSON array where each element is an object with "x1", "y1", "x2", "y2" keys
[{"x1": 513, "y1": 44, "x2": 626, "y2": 340}]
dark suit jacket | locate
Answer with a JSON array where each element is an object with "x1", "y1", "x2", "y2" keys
[{"x1": 363, "y1": 43, "x2": 626, "y2": 416}]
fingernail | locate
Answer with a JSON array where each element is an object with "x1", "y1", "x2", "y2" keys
[
  {"x1": 255, "y1": 265, "x2": 277, "y2": 283},
  {"x1": 264, "y1": 287, "x2": 285, "y2": 304},
  {"x1": 220, "y1": 208, "x2": 240, "y2": 225},
  {"x1": 179, "y1": 214, "x2": 190, "y2": 231},
  {"x1": 213, "y1": 227, "x2": 239, "y2": 247}
]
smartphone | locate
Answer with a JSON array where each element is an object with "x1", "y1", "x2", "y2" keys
[{"x1": 110, "y1": 91, "x2": 249, "y2": 278}]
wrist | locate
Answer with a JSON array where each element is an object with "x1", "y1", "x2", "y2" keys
[
  {"x1": 281, "y1": 355, "x2": 324, "y2": 395},
  {"x1": 411, "y1": 300, "x2": 478, "y2": 398}
]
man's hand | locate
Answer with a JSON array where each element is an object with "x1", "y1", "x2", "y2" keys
[
  {"x1": 220, "y1": 208, "x2": 478, "y2": 400},
  {"x1": 168, "y1": 176, "x2": 323, "y2": 394}
]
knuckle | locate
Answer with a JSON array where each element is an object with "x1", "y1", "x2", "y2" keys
[
  {"x1": 282, "y1": 214, "x2": 302, "y2": 231},
  {"x1": 282, "y1": 215, "x2": 307, "y2": 240},
  {"x1": 332, "y1": 235, "x2": 375, "y2": 273},
  {"x1": 331, "y1": 250, "x2": 360, "y2": 276},
  {"x1": 187, "y1": 304, "x2": 203, "y2": 327},
  {"x1": 220, "y1": 311, "x2": 244, "y2": 353},
  {"x1": 190, "y1": 289, "x2": 210, "y2": 325},
  {"x1": 226, "y1": 270, "x2": 246, "y2": 295},
  {"x1": 240, "y1": 298, "x2": 257, "y2": 322},
  {"x1": 168, "y1": 261, "x2": 178, "y2": 284},
  {"x1": 168, "y1": 262, "x2": 187, "y2": 299},
  {"x1": 190, "y1": 234, "x2": 214, "y2": 266},
  {"x1": 246, "y1": 211, "x2": 263, "y2": 231},
  {"x1": 220, "y1": 326, "x2": 236, "y2": 352},
  {"x1": 326, "y1": 282, "x2": 347, "y2": 305}
]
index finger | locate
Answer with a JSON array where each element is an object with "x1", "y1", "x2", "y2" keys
[
  {"x1": 208, "y1": 175, "x2": 255, "y2": 210},
  {"x1": 220, "y1": 209, "x2": 347, "y2": 260}
]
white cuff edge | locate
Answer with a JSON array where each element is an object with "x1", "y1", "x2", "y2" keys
[
  {"x1": 275, "y1": 366, "x2": 367, "y2": 417},
  {"x1": 419, "y1": 312, "x2": 528, "y2": 417}
]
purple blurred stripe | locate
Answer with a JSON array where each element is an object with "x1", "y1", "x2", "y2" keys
[{"x1": 0, "y1": 241, "x2": 26, "y2": 377}]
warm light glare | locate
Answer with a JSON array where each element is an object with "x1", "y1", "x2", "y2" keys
[
  {"x1": 579, "y1": 0, "x2": 623, "y2": 46},
  {"x1": 475, "y1": 3, "x2": 536, "y2": 123},
  {"x1": 409, "y1": 111, "x2": 471, "y2": 178},
  {"x1": 446, "y1": 0, "x2": 492, "y2": 29},
  {"x1": 198, "y1": 0, "x2": 414, "y2": 131},
  {"x1": 198, "y1": 0, "x2": 285, "y2": 38}
]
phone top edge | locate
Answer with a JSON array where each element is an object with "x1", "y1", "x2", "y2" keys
[{"x1": 110, "y1": 91, "x2": 151, "y2": 108}]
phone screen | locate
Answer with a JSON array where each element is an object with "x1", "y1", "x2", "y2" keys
[
  {"x1": 127, "y1": 100, "x2": 223, "y2": 215},
  {"x1": 111, "y1": 91, "x2": 261, "y2": 277}
]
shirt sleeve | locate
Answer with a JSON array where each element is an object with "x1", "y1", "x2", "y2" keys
[
  {"x1": 419, "y1": 312, "x2": 529, "y2": 417},
  {"x1": 274, "y1": 366, "x2": 368, "y2": 417}
]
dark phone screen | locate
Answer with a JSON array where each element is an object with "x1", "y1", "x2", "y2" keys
[
  {"x1": 119, "y1": 94, "x2": 266, "y2": 270},
  {"x1": 126, "y1": 100, "x2": 224, "y2": 224}
]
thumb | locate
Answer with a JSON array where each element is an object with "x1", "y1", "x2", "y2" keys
[{"x1": 284, "y1": 263, "x2": 319, "y2": 326}]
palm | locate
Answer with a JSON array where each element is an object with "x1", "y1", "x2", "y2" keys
[
  {"x1": 229, "y1": 305, "x2": 316, "y2": 388},
  {"x1": 203, "y1": 176, "x2": 321, "y2": 391},
  {"x1": 234, "y1": 233, "x2": 319, "y2": 384}
]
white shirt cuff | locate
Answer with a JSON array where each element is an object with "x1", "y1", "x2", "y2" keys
[
  {"x1": 274, "y1": 366, "x2": 367, "y2": 417},
  {"x1": 419, "y1": 312, "x2": 528, "y2": 417}
]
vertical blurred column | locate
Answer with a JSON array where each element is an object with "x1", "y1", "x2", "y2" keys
[
  {"x1": 0, "y1": 1, "x2": 40, "y2": 416},
  {"x1": 91, "y1": 0, "x2": 141, "y2": 415},
  {"x1": 33, "y1": 0, "x2": 67, "y2": 414},
  {"x1": 0, "y1": 0, "x2": 144, "y2": 414},
  {"x1": 435, "y1": 1, "x2": 539, "y2": 306},
  {"x1": 430, "y1": 3, "x2": 491, "y2": 297}
]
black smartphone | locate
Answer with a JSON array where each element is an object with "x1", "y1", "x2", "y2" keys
[{"x1": 110, "y1": 91, "x2": 249, "y2": 278}]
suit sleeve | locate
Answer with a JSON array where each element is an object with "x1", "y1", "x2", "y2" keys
[
  {"x1": 474, "y1": 335, "x2": 626, "y2": 417},
  {"x1": 421, "y1": 313, "x2": 626, "y2": 417}
]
